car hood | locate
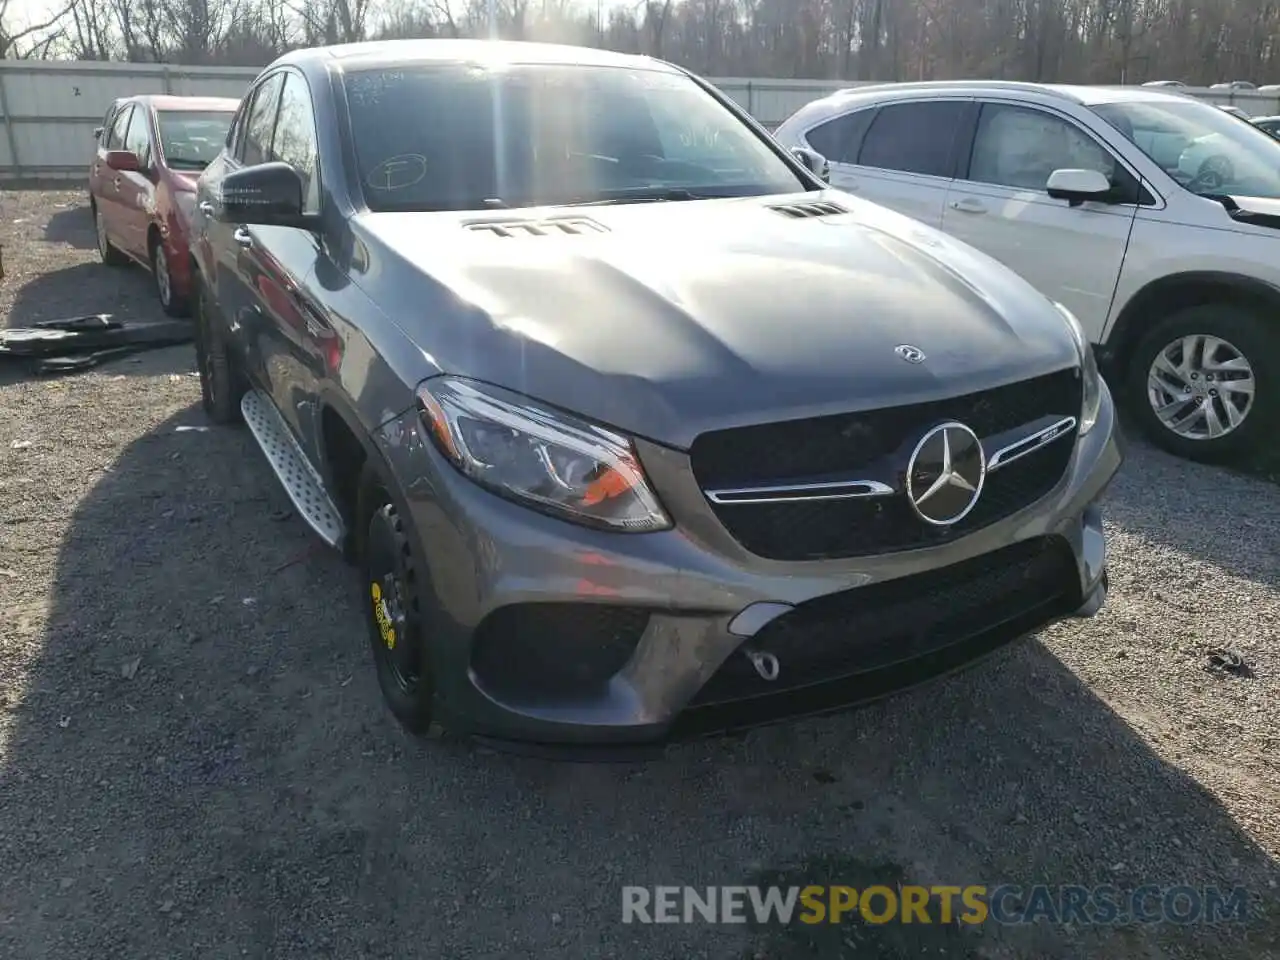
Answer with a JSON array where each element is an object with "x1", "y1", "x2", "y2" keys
[{"x1": 355, "y1": 192, "x2": 1080, "y2": 449}]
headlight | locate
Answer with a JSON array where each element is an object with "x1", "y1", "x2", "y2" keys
[
  {"x1": 416, "y1": 377, "x2": 671, "y2": 533},
  {"x1": 1078, "y1": 342, "x2": 1103, "y2": 436},
  {"x1": 1053, "y1": 301, "x2": 1102, "y2": 436}
]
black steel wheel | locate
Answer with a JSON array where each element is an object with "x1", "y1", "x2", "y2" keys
[{"x1": 359, "y1": 469, "x2": 437, "y2": 734}]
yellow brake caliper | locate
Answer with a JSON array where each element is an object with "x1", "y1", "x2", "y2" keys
[{"x1": 371, "y1": 581, "x2": 397, "y2": 650}]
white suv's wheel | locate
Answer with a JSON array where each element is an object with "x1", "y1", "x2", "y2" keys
[{"x1": 1127, "y1": 303, "x2": 1275, "y2": 464}]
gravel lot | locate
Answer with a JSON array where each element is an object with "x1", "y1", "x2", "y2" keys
[{"x1": 1, "y1": 189, "x2": 1278, "y2": 960}]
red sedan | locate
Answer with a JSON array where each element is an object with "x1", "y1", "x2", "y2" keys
[{"x1": 89, "y1": 94, "x2": 239, "y2": 317}]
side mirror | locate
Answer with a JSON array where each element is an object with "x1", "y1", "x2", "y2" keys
[
  {"x1": 1046, "y1": 168, "x2": 1113, "y2": 206},
  {"x1": 791, "y1": 146, "x2": 830, "y2": 183},
  {"x1": 93, "y1": 126, "x2": 104, "y2": 140},
  {"x1": 214, "y1": 161, "x2": 317, "y2": 229},
  {"x1": 104, "y1": 150, "x2": 140, "y2": 172}
]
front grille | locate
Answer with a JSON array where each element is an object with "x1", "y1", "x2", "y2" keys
[
  {"x1": 690, "y1": 368, "x2": 1082, "y2": 560},
  {"x1": 690, "y1": 534, "x2": 1077, "y2": 708},
  {"x1": 470, "y1": 603, "x2": 650, "y2": 700}
]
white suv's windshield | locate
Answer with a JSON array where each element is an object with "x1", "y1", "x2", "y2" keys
[
  {"x1": 342, "y1": 63, "x2": 808, "y2": 212},
  {"x1": 1092, "y1": 98, "x2": 1280, "y2": 199}
]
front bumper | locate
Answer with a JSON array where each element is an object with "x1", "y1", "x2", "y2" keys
[{"x1": 376, "y1": 381, "x2": 1123, "y2": 749}]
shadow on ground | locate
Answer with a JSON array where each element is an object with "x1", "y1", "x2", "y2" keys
[
  {"x1": 6, "y1": 261, "x2": 159, "y2": 329},
  {"x1": 1106, "y1": 412, "x2": 1280, "y2": 591},
  {"x1": 44, "y1": 206, "x2": 97, "y2": 251},
  {"x1": 0, "y1": 405, "x2": 1276, "y2": 959},
  {"x1": 1, "y1": 260, "x2": 188, "y2": 386}
]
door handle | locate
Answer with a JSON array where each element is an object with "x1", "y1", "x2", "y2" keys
[
  {"x1": 233, "y1": 226, "x2": 253, "y2": 248},
  {"x1": 198, "y1": 201, "x2": 214, "y2": 215},
  {"x1": 949, "y1": 198, "x2": 987, "y2": 214},
  {"x1": 292, "y1": 288, "x2": 331, "y2": 339},
  {"x1": 113, "y1": 177, "x2": 121, "y2": 190}
]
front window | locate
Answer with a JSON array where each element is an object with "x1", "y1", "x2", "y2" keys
[
  {"x1": 1092, "y1": 98, "x2": 1280, "y2": 199},
  {"x1": 156, "y1": 111, "x2": 235, "y2": 170},
  {"x1": 341, "y1": 63, "x2": 808, "y2": 212}
]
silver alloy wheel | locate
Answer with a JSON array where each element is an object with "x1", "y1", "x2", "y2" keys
[
  {"x1": 154, "y1": 243, "x2": 171, "y2": 306},
  {"x1": 1146, "y1": 333, "x2": 1256, "y2": 440},
  {"x1": 95, "y1": 209, "x2": 109, "y2": 259}
]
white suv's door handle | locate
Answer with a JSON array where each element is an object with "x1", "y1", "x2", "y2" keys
[
  {"x1": 233, "y1": 226, "x2": 253, "y2": 248},
  {"x1": 949, "y1": 197, "x2": 987, "y2": 214}
]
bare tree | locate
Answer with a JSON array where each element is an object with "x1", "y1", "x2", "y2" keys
[
  {"x1": 7, "y1": 0, "x2": 1280, "y2": 85},
  {"x1": 0, "y1": 0, "x2": 75, "y2": 57}
]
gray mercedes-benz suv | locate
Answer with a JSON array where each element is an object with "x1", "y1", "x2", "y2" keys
[{"x1": 191, "y1": 39, "x2": 1122, "y2": 753}]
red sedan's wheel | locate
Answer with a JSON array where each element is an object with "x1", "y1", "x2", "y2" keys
[
  {"x1": 93, "y1": 202, "x2": 127, "y2": 267},
  {"x1": 151, "y1": 236, "x2": 189, "y2": 318}
]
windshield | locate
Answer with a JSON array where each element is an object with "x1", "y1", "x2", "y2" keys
[
  {"x1": 341, "y1": 63, "x2": 808, "y2": 212},
  {"x1": 157, "y1": 111, "x2": 234, "y2": 170},
  {"x1": 1092, "y1": 99, "x2": 1280, "y2": 199}
]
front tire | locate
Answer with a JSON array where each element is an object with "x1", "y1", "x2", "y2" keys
[
  {"x1": 151, "y1": 236, "x2": 188, "y2": 318},
  {"x1": 193, "y1": 274, "x2": 247, "y2": 425},
  {"x1": 1126, "y1": 303, "x2": 1274, "y2": 463},
  {"x1": 357, "y1": 464, "x2": 439, "y2": 736},
  {"x1": 93, "y1": 201, "x2": 127, "y2": 267}
]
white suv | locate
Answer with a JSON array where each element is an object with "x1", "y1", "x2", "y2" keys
[{"x1": 774, "y1": 81, "x2": 1278, "y2": 464}]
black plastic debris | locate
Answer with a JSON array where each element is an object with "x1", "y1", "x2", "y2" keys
[
  {"x1": 1203, "y1": 647, "x2": 1253, "y2": 679},
  {"x1": 0, "y1": 314, "x2": 193, "y2": 374}
]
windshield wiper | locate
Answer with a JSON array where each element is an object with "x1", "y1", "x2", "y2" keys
[
  {"x1": 557, "y1": 188, "x2": 721, "y2": 207},
  {"x1": 166, "y1": 157, "x2": 209, "y2": 170}
]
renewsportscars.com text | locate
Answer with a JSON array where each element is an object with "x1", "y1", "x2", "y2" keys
[{"x1": 621, "y1": 884, "x2": 1250, "y2": 926}]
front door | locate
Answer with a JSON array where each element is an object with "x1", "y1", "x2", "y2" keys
[
  {"x1": 940, "y1": 101, "x2": 1139, "y2": 342},
  {"x1": 211, "y1": 71, "x2": 286, "y2": 391},
  {"x1": 249, "y1": 70, "x2": 331, "y2": 456},
  {"x1": 115, "y1": 105, "x2": 156, "y2": 260},
  {"x1": 93, "y1": 104, "x2": 136, "y2": 252}
]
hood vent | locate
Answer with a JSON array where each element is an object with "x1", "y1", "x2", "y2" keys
[
  {"x1": 465, "y1": 217, "x2": 609, "y2": 238},
  {"x1": 768, "y1": 200, "x2": 849, "y2": 219}
]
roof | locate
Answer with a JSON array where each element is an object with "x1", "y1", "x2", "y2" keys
[
  {"x1": 816, "y1": 79, "x2": 1204, "y2": 110},
  {"x1": 128, "y1": 94, "x2": 240, "y2": 112},
  {"x1": 279, "y1": 38, "x2": 673, "y2": 74},
  {"x1": 1049, "y1": 84, "x2": 1210, "y2": 105}
]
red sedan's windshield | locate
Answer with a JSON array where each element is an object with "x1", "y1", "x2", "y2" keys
[{"x1": 157, "y1": 111, "x2": 235, "y2": 170}]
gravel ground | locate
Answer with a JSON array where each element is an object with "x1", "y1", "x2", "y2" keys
[{"x1": 1, "y1": 189, "x2": 1278, "y2": 960}]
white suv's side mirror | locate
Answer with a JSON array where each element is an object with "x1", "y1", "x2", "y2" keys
[
  {"x1": 1046, "y1": 168, "x2": 1113, "y2": 206},
  {"x1": 791, "y1": 146, "x2": 830, "y2": 183}
]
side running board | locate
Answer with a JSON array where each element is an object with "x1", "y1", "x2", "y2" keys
[{"x1": 241, "y1": 389, "x2": 345, "y2": 548}]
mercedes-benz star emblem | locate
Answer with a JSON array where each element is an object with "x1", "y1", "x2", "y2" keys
[
  {"x1": 895, "y1": 344, "x2": 926, "y2": 363},
  {"x1": 905, "y1": 421, "x2": 986, "y2": 526}
]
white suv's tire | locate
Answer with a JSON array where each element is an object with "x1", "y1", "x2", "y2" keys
[{"x1": 1126, "y1": 303, "x2": 1276, "y2": 464}]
